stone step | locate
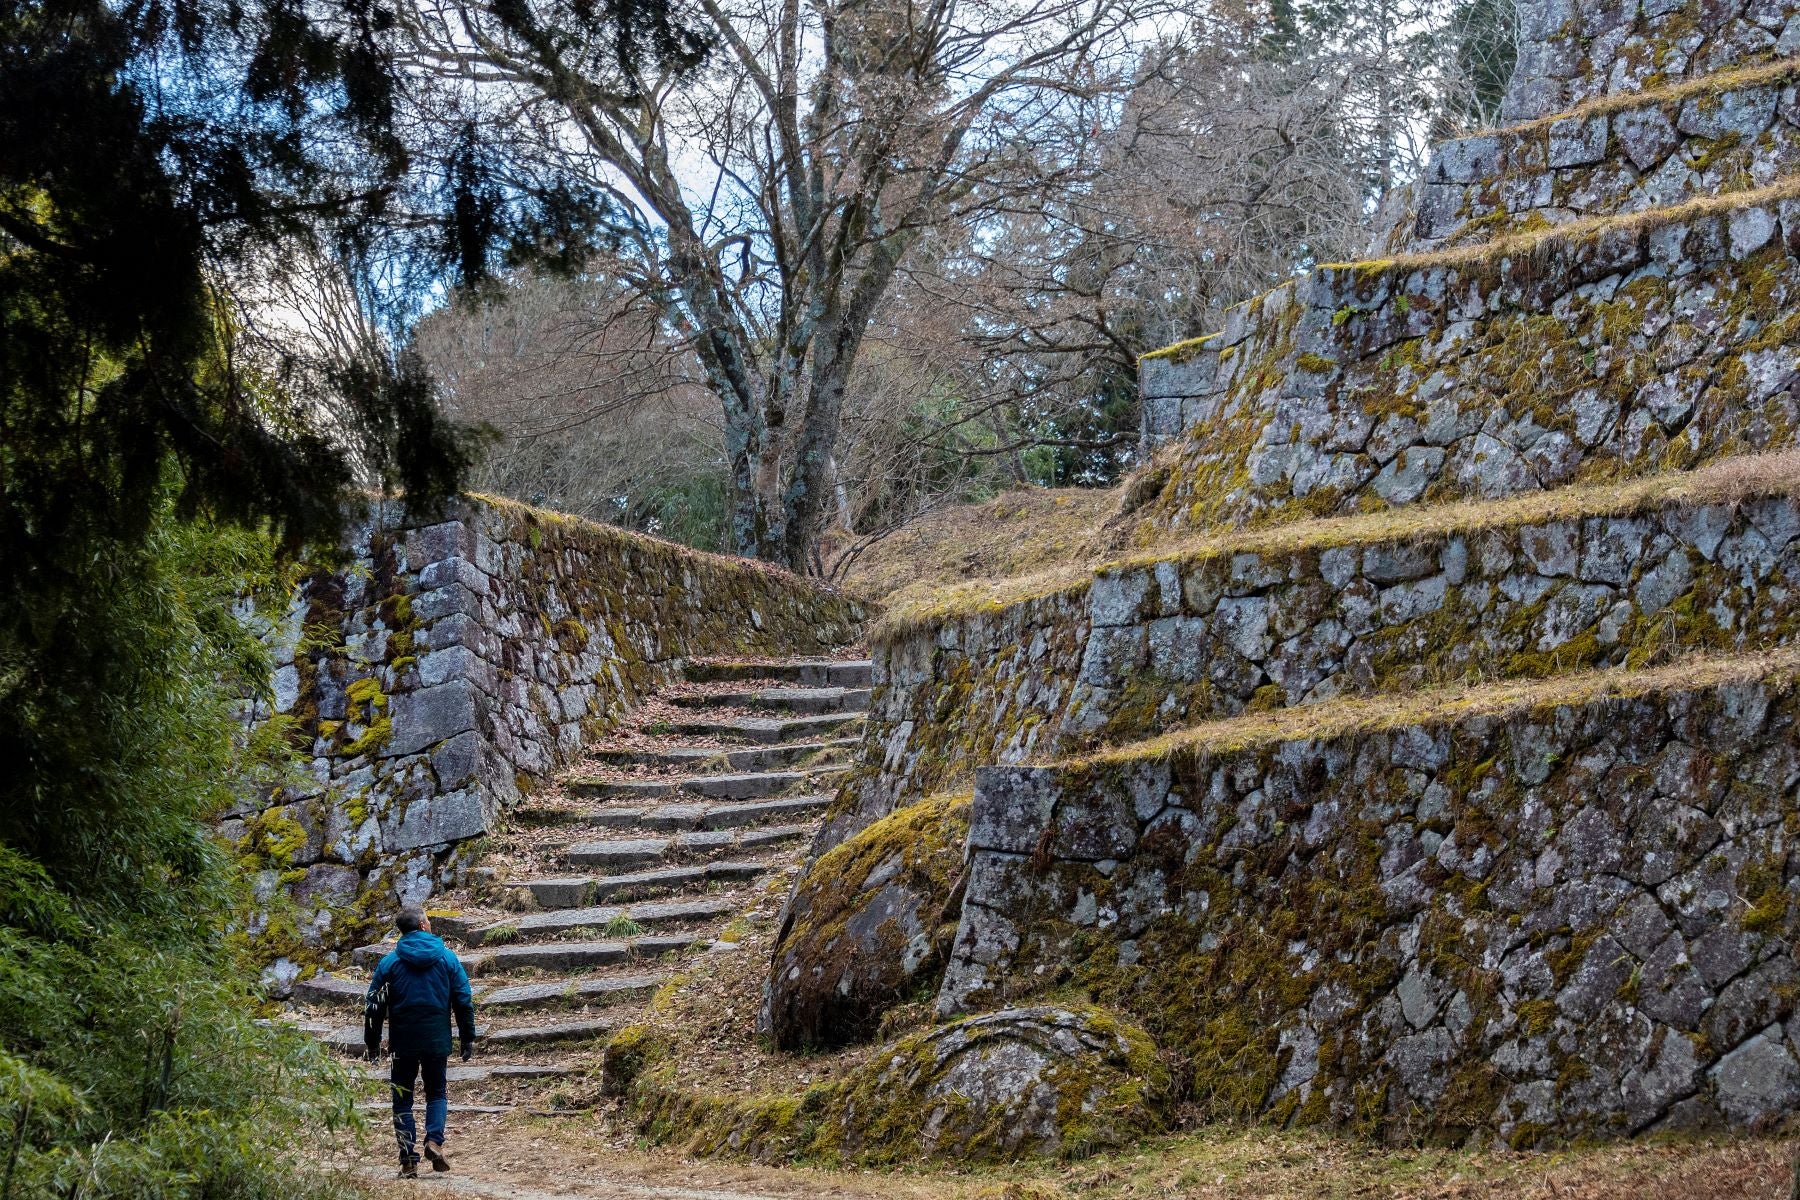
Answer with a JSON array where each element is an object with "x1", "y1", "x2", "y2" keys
[
  {"x1": 479, "y1": 972, "x2": 666, "y2": 1011},
  {"x1": 294, "y1": 971, "x2": 366, "y2": 1008},
  {"x1": 573, "y1": 794, "x2": 832, "y2": 833},
  {"x1": 561, "y1": 824, "x2": 812, "y2": 868},
  {"x1": 351, "y1": 931, "x2": 701, "y2": 973},
  {"x1": 563, "y1": 766, "x2": 846, "y2": 802},
  {"x1": 319, "y1": 1012, "x2": 616, "y2": 1054},
  {"x1": 670, "y1": 712, "x2": 864, "y2": 743},
  {"x1": 363, "y1": 1063, "x2": 572, "y2": 1084},
  {"x1": 668, "y1": 686, "x2": 871, "y2": 715},
  {"x1": 464, "y1": 897, "x2": 737, "y2": 947},
  {"x1": 588, "y1": 738, "x2": 859, "y2": 773},
  {"x1": 511, "y1": 860, "x2": 772, "y2": 908},
  {"x1": 685, "y1": 658, "x2": 872, "y2": 688},
  {"x1": 310, "y1": 1023, "x2": 367, "y2": 1054},
  {"x1": 484, "y1": 1017, "x2": 615, "y2": 1048}
]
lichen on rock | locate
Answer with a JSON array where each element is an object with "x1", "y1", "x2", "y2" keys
[
  {"x1": 762, "y1": 791, "x2": 972, "y2": 1050},
  {"x1": 827, "y1": 1005, "x2": 1168, "y2": 1163}
]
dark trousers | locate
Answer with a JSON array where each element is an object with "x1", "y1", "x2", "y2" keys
[{"x1": 389, "y1": 1052, "x2": 448, "y2": 1164}]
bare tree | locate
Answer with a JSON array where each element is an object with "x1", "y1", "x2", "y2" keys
[
  {"x1": 817, "y1": 8, "x2": 1369, "y2": 515},
  {"x1": 394, "y1": 0, "x2": 1156, "y2": 569},
  {"x1": 831, "y1": 0, "x2": 1515, "y2": 504},
  {"x1": 411, "y1": 272, "x2": 730, "y2": 543}
]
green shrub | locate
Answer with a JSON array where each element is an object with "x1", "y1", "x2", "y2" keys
[{"x1": 0, "y1": 500, "x2": 364, "y2": 1199}]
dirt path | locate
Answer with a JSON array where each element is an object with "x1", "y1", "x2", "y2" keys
[
  {"x1": 334, "y1": 1106, "x2": 1800, "y2": 1200},
  {"x1": 340, "y1": 1111, "x2": 931, "y2": 1200}
]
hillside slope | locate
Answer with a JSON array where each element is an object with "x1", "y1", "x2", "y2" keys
[{"x1": 832, "y1": 487, "x2": 1120, "y2": 606}]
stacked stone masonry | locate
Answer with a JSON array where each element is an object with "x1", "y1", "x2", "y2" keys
[
  {"x1": 231, "y1": 496, "x2": 863, "y2": 985},
  {"x1": 1503, "y1": 0, "x2": 1800, "y2": 123},
  {"x1": 841, "y1": 472, "x2": 1800, "y2": 847},
  {"x1": 938, "y1": 659, "x2": 1800, "y2": 1141},
  {"x1": 1136, "y1": 189, "x2": 1800, "y2": 524},
  {"x1": 1400, "y1": 63, "x2": 1800, "y2": 250},
  {"x1": 782, "y1": 0, "x2": 1800, "y2": 1147}
]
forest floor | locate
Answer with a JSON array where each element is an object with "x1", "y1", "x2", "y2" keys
[{"x1": 335, "y1": 1112, "x2": 1797, "y2": 1200}]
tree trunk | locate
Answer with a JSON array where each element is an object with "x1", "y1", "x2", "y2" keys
[{"x1": 780, "y1": 342, "x2": 852, "y2": 571}]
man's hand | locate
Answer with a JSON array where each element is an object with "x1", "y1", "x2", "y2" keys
[{"x1": 460, "y1": 1039, "x2": 474, "y2": 1063}]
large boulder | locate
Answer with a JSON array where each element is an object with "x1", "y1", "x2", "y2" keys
[
  {"x1": 830, "y1": 1005, "x2": 1169, "y2": 1162},
  {"x1": 762, "y1": 792, "x2": 970, "y2": 1049}
]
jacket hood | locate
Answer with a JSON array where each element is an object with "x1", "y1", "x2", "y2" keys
[{"x1": 395, "y1": 930, "x2": 448, "y2": 968}]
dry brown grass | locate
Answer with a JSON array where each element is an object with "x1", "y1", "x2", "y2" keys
[
  {"x1": 873, "y1": 451, "x2": 1800, "y2": 644},
  {"x1": 1497, "y1": 54, "x2": 1800, "y2": 142},
  {"x1": 1323, "y1": 171, "x2": 1800, "y2": 280},
  {"x1": 834, "y1": 486, "x2": 1121, "y2": 607},
  {"x1": 1078, "y1": 646, "x2": 1800, "y2": 768}
]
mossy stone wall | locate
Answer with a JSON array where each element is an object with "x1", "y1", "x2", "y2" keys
[
  {"x1": 845, "y1": 485, "x2": 1800, "y2": 851},
  {"x1": 229, "y1": 496, "x2": 865, "y2": 985},
  {"x1": 939, "y1": 665, "x2": 1800, "y2": 1142},
  {"x1": 1501, "y1": 0, "x2": 1800, "y2": 124},
  {"x1": 1393, "y1": 70, "x2": 1800, "y2": 253},
  {"x1": 1137, "y1": 193, "x2": 1800, "y2": 534}
]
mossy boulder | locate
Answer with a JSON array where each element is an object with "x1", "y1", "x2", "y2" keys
[
  {"x1": 830, "y1": 1004, "x2": 1168, "y2": 1162},
  {"x1": 762, "y1": 792, "x2": 970, "y2": 1050},
  {"x1": 600, "y1": 1023, "x2": 672, "y2": 1097}
]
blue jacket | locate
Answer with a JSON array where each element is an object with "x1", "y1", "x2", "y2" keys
[{"x1": 364, "y1": 931, "x2": 476, "y2": 1057}]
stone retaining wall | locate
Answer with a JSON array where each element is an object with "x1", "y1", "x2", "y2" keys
[
  {"x1": 1397, "y1": 68, "x2": 1800, "y2": 251},
  {"x1": 937, "y1": 655, "x2": 1800, "y2": 1142},
  {"x1": 1135, "y1": 189, "x2": 1800, "y2": 528},
  {"x1": 838, "y1": 472, "x2": 1800, "y2": 850},
  {"x1": 1502, "y1": 0, "x2": 1800, "y2": 124},
  {"x1": 230, "y1": 496, "x2": 865, "y2": 984}
]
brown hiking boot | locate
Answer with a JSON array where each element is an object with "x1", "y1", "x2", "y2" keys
[
  {"x1": 398, "y1": 1159, "x2": 419, "y2": 1179},
  {"x1": 423, "y1": 1140, "x2": 449, "y2": 1172}
]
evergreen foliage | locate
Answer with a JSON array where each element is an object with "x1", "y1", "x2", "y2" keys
[
  {"x1": 0, "y1": 0, "x2": 700, "y2": 1190},
  {"x1": 0, "y1": 498, "x2": 364, "y2": 1199}
]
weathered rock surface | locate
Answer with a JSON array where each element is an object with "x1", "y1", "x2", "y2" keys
[
  {"x1": 1137, "y1": 190, "x2": 1800, "y2": 526},
  {"x1": 841, "y1": 465, "x2": 1800, "y2": 850},
  {"x1": 828, "y1": 1005, "x2": 1167, "y2": 1162},
  {"x1": 762, "y1": 792, "x2": 971, "y2": 1049},
  {"x1": 937, "y1": 655, "x2": 1800, "y2": 1141},
  {"x1": 1388, "y1": 67, "x2": 1800, "y2": 252},
  {"x1": 1499, "y1": 0, "x2": 1800, "y2": 123}
]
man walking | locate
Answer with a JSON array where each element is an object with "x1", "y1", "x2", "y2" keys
[{"x1": 364, "y1": 906, "x2": 477, "y2": 1178}]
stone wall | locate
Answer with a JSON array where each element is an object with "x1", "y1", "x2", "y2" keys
[
  {"x1": 775, "y1": 0, "x2": 1800, "y2": 1151},
  {"x1": 937, "y1": 653, "x2": 1800, "y2": 1141},
  {"x1": 1398, "y1": 64, "x2": 1800, "y2": 251},
  {"x1": 835, "y1": 462, "x2": 1800, "y2": 849},
  {"x1": 230, "y1": 496, "x2": 865, "y2": 983},
  {"x1": 1502, "y1": 0, "x2": 1800, "y2": 124},
  {"x1": 1135, "y1": 186, "x2": 1800, "y2": 527}
]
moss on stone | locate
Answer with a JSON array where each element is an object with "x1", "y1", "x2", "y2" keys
[{"x1": 766, "y1": 791, "x2": 973, "y2": 1050}]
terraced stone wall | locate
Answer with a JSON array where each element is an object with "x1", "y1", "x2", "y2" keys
[
  {"x1": 839, "y1": 469, "x2": 1800, "y2": 849},
  {"x1": 1502, "y1": 0, "x2": 1800, "y2": 123},
  {"x1": 230, "y1": 496, "x2": 865, "y2": 985},
  {"x1": 1398, "y1": 63, "x2": 1800, "y2": 251},
  {"x1": 937, "y1": 657, "x2": 1800, "y2": 1142},
  {"x1": 1135, "y1": 189, "x2": 1800, "y2": 529}
]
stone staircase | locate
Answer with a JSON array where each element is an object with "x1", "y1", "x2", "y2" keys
[{"x1": 284, "y1": 654, "x2": 870, "y2": 1113}]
